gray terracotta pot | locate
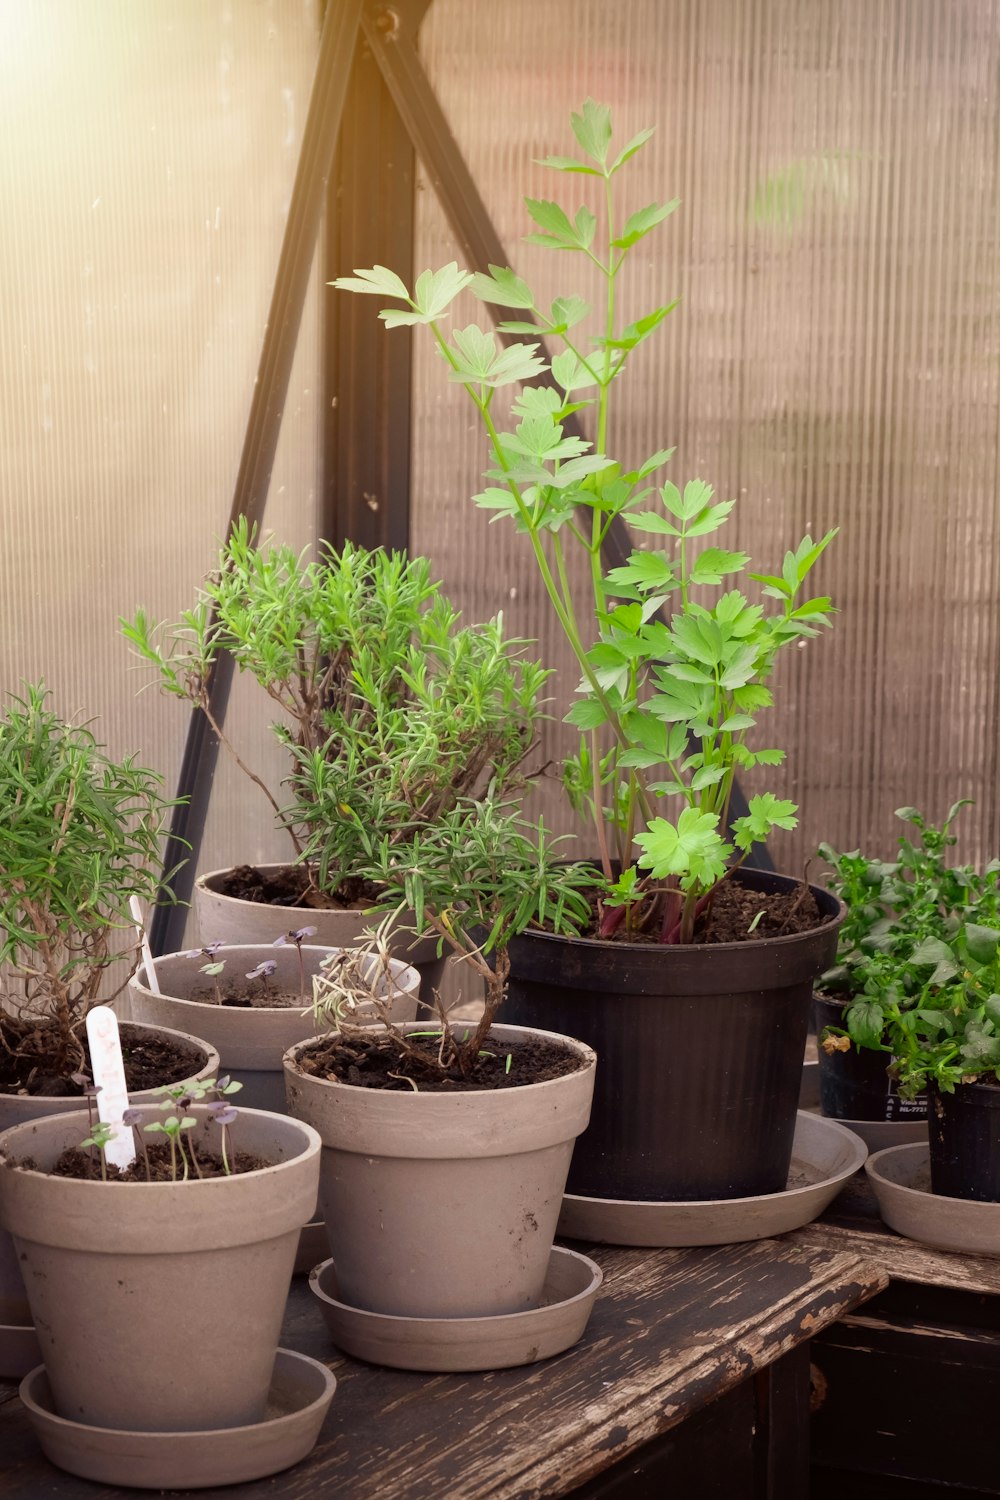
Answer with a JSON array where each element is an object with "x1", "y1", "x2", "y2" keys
[
  {"x1": 0, "y1": 1104, "x2": 321, "y2": 1433},
  {"x1": 195, "y1": 864, "x2": 448, "y2": 1003},
  {"x1": 0, "y1": 1021, "x2": 220, "y2": 1350},
  {"x1": 128, "y1": 943, "x2": 419, "y2": 1111},
  {"x1": 283, "y1": 1022, "x2": 596, "y2": 1321}
]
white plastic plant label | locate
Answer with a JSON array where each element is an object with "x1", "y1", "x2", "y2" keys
[{"x1": 85, "y1": 1006, "x2": 136, "y2": 1171}]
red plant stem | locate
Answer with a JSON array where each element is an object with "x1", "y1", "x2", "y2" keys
[{"x1": 598, "y1": 902, "x2": 628, "y2": 939}]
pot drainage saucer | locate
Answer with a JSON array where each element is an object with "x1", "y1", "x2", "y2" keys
[
  {"x1": 557, "y1": 1112, "x2": 868, "y2": 1248},
  {"x1": 0, "y1": 1320, "x2": 41, "y2": 1381},
  {"x1": 309, "y1": 1244, "x2": 602, "y2": 1372},
  {"x1": 866, "y1": 1142, "x2": 1000, "y2": 1256},
  {"x1": 18, "y1": 1349, "x2": 336, "y2": 1489},
  {"x1": 825, "y1": 1116, "x2": 927, "y2": 1153},
  {"x1": 294, "y1": 1218, "x2": 329, "y2": 1276}
]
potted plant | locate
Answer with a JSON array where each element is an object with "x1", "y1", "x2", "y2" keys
[
  {"x1": 860, "y1": 917, "x2": 1000, "y2": 1254},
  {"x1": 0, "y1": 1085, "x2": 332, "y2": 1487},
  {"x1": 123, "y1": 526, "x2": 552, "y2": 1006},
  {"x1": 816, "y1": 802, "x2": 997, "y2": 1139},
  {"x1": 332, "y1": 99, "x2": 843, "y2": 1209},
  {"x1": 128, "y1": 930, "x2": 420, "y2": 1112},
  {"x1": 0, "y1": 684, "x2": 220, "y2": 1375},
  {"x1": 283, "y1": 824, "x2": 601, "y2": 1368}
]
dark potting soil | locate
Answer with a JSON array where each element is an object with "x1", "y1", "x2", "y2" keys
[
  {"x1": 0, "y1": 1019, "x2": 208, "y2": 1099},
  {"x1": 190, "y1": 982, "x2": 309, "y2": 1012},
  {"x1": 700, "y1": 877, "x2": 822, "y2": 943},
  {"x1": 218, "y1": 863, "x2": 382, "y2": 911},
  {"x1": 39, "y1": 1141, "x2": 269, "y2": 1182},
  {"x1": 295, "y1": 1030, "x2": 585, "y2": 1093}
]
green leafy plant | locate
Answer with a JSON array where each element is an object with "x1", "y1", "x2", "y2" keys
[
  {"x1": 818, "y1": 803, "x2": 1000, "y2": 1055},
  {"x1": 0, "y1": 683, "x2": 180, "y2": 1082},
  {"x1": 333, "y1": 99, "x2": 837, "y2": 943},
  {"x1": 123, "y1": 522, "x2": 553, "y2": 910},
  {"x1": 309, "y1": 810, "x2": 594, "y2": 1079},
  {"x1": 868, "y1": 921, "x2": 1000, "y2": 1099},
  {"x1": 79, "y1": 1120, "x2": 115, "y2": 1182}
]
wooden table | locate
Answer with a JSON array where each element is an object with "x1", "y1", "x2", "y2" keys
[
  {"x1": 0, "y1": 1230, "x2": 885, "y2": 1499},
  {"x1": 791, "y1": 1172, "x2": 1000, "y2": 1498}
]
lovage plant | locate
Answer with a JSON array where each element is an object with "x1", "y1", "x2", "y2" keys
[{"x1": 334, "y1": 99, "x2": 837, "y2": 943}]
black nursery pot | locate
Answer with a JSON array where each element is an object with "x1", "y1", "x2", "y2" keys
[
  {"x1": 928, "y1": 1081, "x2": 1000, "y2": 1202},
  {"x1": 502, "y1": 869, "x2": 845, "y2": 1203},
  {"x1": 814, "y1": 994, "x2": 928, "y2": 1123}
]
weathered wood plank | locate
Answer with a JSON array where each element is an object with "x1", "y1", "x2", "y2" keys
[{"x1": 0, "y1": 1236, "x2": 885, "y2": 1499}]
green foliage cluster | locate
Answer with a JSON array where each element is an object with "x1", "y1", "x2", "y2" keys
[
  {"x1": 334, "y1": 100, "x2": 837, "y2": 943},
  {"x1": 124, "y1": 520, "x2": 552, "y2": 901},
  {"x1": 0, "y1": 683, "x2": 177, "y2": 1070},
  {"x1": 819, "y1": 803, "x2": 1000, "y2": 1097}
]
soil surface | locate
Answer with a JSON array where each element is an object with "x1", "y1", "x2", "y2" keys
[
  {"x1": 218, "y1": 863, "x2": 383, "y2": 911},
  {"x1": 0, "y1": 1020, "x2": 208, "y2": 1099},
  {"x1": 31, "y1": 1141, "x2": 269, "y2": 1182},
  {"x1": 579, "y1": 872, "x2": 824, "y2": 945},
  {"x1": 191, "y1": 982, "x2": 309, "y2": 1012},
  {"x1": 294, "y1": 1029, "x2": 585, "y2": 1093}
]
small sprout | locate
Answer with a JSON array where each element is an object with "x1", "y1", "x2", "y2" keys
[
  {"x1": 208, "y1": 1100, "x2": 240, "y2": 1174},
  {"x1": 145, "y1": 1112, "x2": 197, "y2": 1181},
  {"x1": 122, "y1": 1106, "x2": 151, "y2": 1180},
  {"x1": 505, "y1": 1052, "x2": 513, "y2": 1076},
  {"x1": 182, "y1": 941, "x2": 225, "y2": 960},
  {"x1": 245, "y1": 958, "x2": 277, "y2": 997},
  {"x1": 200, "y1": 959, "x2": 226, "y2": 1003},
  {"x1": 274, "y1": 926, "x2": 318, "y2": 997},
  {"x1": 747, "y1": 910, "x2": 765, "y2": 934},
  {"x1": 79, "y1": 1120, "x2": 115, "y2": 1182}
]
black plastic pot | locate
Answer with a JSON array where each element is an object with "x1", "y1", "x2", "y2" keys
[
  {"x1": 502, "y1": 869, "x2": 845, "y2": 1203},
  {"x1": 928, "y1": 1081, "x2": 1000, "y2": 1202},
  {"x1": 814, "y1": 994, "x2": 928, "y2": 1123}
]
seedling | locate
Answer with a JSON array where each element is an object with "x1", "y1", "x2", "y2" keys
[
  {"x1": 200, "y1": 960, "x2": 226, "y2": 1004},
  {"x1": 122, "y1": 1106, "x2": 152, "y2": 1181},
  {"x1": 144, "y1": 1112, "x2": 197, "y2": 1182},
  {"x1": 245, "y1": 959, "x2": 277, "y2": 998},
  {"x1": 273, "y1": 926, "x2": 318, "y2": 997},
  {"x1": 79, "y1": 1121, "x2": 115, "y2": 1182},
  {"x1": 208, "y1": 1101, "x2": 240, "y2": 1175}
]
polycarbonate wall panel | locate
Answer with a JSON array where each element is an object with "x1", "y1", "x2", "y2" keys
[
  {"x1": 0, "y1": 2, "x2": 322, "y2": 943},
  {"x1": 412, "y1": 0, "x2": 1000, "y2": 871}
]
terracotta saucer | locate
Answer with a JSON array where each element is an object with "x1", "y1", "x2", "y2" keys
[
  {"x1": 557, "y1": 1111, "x2": 868, "y2": 1248},
  {"x1": 18, "y1": 1349, "x2": 336, "y2": 1489},
  {"x1": 309, "y1": 1244, "x2": 602, "y2": 1372},
  {"x1": 825, "y1": 1115, "x2": 927, "y2": 1152},
  {"x1": 866, "y1": 1142, "x2": 1000, "y2": 1256}
]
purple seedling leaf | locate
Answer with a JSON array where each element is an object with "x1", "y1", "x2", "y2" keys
[{"x1": 245, "y1": 960, "x2": 277, "y2": 981}]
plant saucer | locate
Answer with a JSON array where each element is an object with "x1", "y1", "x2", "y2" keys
[
  {"x1": 309, "y1": 1244, "x2": 602, "y2": 1372},
  {"x1": 866, "y1": 1142, "x2": 1000, "y2": 1256},
  {"x1": 825, "y1": 1115, "x2": 927, "y2": 1152},
  {"x1": 0, "y1": 1320, "x2": 41, "y2": 1381},
  {"x1": 294, "y1": 1218, "x2": 329, "y2": 1276},
  {"x1": 557, "y1": 1112, "x2": 868, "y2": 1248},
  {"x1": 18, "y1": 1349, "x2": 336, "y2": 1489}
]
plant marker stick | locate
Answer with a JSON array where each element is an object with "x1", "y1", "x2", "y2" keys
[
  {"x1": 129, "y1": 895, "x2": 161, "y2": 995},
  {"x1": 85, "y1": 1007, "x2": 136, "y2": 1171}
]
